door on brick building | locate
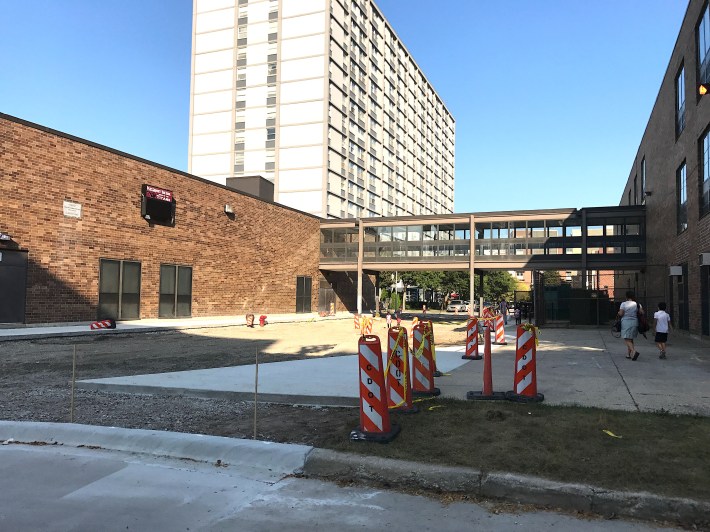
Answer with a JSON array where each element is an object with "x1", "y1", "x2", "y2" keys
[
  {"x1": 98, "y1": 259, "x2": 141, "y2": 320},
  {"x1": 296, "y1": 276, "x2": 312, "y2": 313},
  {"x1": 159, "y1": 264, "x2": 193, "y2": 318},
  {"x1": 0, "y1": 249, "x2": 27, "y2": 323}
]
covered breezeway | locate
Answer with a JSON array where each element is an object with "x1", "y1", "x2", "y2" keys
[{"x1": 319, "y1": 206, "x2": 646, "y2": 326}]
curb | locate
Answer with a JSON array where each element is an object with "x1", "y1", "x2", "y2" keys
[
  {"x1": 0, "y1": 421, "x2": 312, "y2": 480},
  {"x1": 302, "y1": 448, "x2": 710, "y2": 527}
]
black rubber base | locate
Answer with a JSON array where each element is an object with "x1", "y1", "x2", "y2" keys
[
  {"x1": 462, "y1": 354, "x2": 482, "y2": 360},
  {"x1": 494, "y1": 342, "x2": 507, "y2": 346},
  {"x1": 433, "y1": 370, "x2": 444, "y2": 377},
  {"x1": 350, "y1": 423, "x2": 401, "y2": 443},
  {"x1": 505, "y1": 391, "x2": 545, "y2": 403},
  {"x1": 413, "y1": 387, "x2": 441, "y2": 398},
  {"x1": 466, "y1": 391, "x2": 508, "y2": 401}
]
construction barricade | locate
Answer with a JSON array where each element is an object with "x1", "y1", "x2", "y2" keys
[
  {"x1": 425, "y1": 320, "x2": 442, "y2": 377},
  {"x1": 463, "y1": 317, "x2": 482, "y2": 360},
  {"x1": 354, "y1": 314, "x2": 360, "y2": 330},
  {"x1": 466, "y1": 325, "x2": 507, "y2": 401},
  {"x1": 350, "y1": 335, "x2": 400, "y2": 442},
  {"x1": 493, "y1": 314, "x2": 507, "y2": 345},
  {"x1": 506, "y1": 325, "x2": 544, "y2": 403},
  {"x1": 411, "y1": 323, "x2": 440, "y2": 397},
  {"x1": 386, "y1": 327, "x2": 418, "y2": 413},
  {"x1": 90, "y1": 319, "x2": 116, "y2": 330},
  {"x1": 360, "y1": 316, "x2": 372, "y2": 335},
  {"x1": 411, "y1": 316, "x2": 419, "y2": 328}
]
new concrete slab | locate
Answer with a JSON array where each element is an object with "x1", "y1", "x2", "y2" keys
[{"x1": 78, "y1": 347, "x2": 473, "y2": 407}]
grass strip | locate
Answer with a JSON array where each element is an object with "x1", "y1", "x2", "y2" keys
[{"x1": 320, "y1": 398, "x2": 710, "y2": 501}]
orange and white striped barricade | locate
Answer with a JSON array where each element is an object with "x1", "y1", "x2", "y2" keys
[
  {"x1": 364, "y1": 317, "x2": 373, "y2": 335},
  {"x1": 425, "y1": 320, "x2": 442, "y2": 377},
  {"x1": 386, "y1": 327, "x2": 418, "y2": 413},
  {"x1": 350, "y1": 335, "x2": 401, "y2": 442},
  {"x1": 506, "y1": 325, "x2": 544, "y2": 403},
  {"x1": 90, "y1": 319, "x2": 116, "y2": 330},
  {"x1": 493, "y1": 314, "x2": 507, "y2": 345},
  {"x1": 411, "y1": 323, "x2": 440, "y2": 397},
  {"x1": 463, "y1": 317, "x2": 482, "y2": 360},
  {"x1": 354, "y1": 314, "x2": 360, "y2": 331},
  {"x1": 467, "y1": 325, "x2": 507, "y2": 401},
  {"x1": 482, "y1": 306, "x2": 494, "y2": 319}
]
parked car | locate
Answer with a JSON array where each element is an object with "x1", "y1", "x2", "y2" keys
[{"x1": 446, "y1": 300, "x2": 469, "y2": 312}]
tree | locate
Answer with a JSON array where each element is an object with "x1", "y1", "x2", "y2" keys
[
  {"x1": 482, "y1": 271, "x2": 517, "y2": 303},
  {"x1": 542, "y1": 270, "x2": 562, "y2": 286}
]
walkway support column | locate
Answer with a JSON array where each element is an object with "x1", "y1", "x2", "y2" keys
[
  {"x1": 357, "y1": 219, "x2": 364, "y2": 315},
  {"x1": 469, "y1": 215, "x2": 475, "y2": 314}
]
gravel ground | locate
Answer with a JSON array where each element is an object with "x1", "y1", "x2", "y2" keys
[{"x1": 0, "y1": 314, "x2": 468, "y2": 445}]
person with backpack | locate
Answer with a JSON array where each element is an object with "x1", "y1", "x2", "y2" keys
[{"x1": 653, "y1": 302, "x2": 672, "y2": 359}]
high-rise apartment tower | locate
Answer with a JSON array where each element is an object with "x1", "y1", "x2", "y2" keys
[{"x1": 189, "y1": 0, "x2": 455, "y2": 218}]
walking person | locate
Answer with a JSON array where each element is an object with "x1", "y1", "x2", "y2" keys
[
  {"x1": 514, "y1": 306, "x2": 522, "y2": 325},
  {"x1": 653, "y1": 302, "x2": 672, "y2": 359},
  {"x1": 499, "y1": 300, "x2": 508, "y2": 325},
  {"x1": 386, "y1": 311, "x2": 392, "y2": 329},
  {"x1": 617, "y1": 291, "x2": 642, "y2": 361}
]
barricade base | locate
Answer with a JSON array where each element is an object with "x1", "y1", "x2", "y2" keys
[
  {"x1": 493, "y1": 341, "x2": 507, "y2": 346},
  {"x1": 350, "y1": 423, "x2": 401, "y2": 444},
  {"x1": 505, "y1": 391, "x2": 545, "y2": 403},
  {"x1": 412, "y1": 387, "x2": 441, "y2": 398},
  {"x1": 461, "y1": 354, "x2": 482, "y2": 360},
  {"x1": 433, "y1": 370, "x2": 444, "y2": 377},
  {"x1": 466, "y1": 391, "x2": 508, "y2": 401}
]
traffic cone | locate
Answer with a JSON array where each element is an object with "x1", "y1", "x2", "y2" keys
[
  {"x1": 466, "y1": 326, "x2": 507, "y2": 401},
  {"x1": 494, "y1": 314, "x2": 507, "y2": 345},
  {"x1": 386, "y1": 327, "x2": 418, "y2": 413},
  {"x1": 506, "y1": 325, "x2": 544, "y2": 403},
  {"x1": 411, "y1": 323, "x2": 440, "y2": 397},
  {"x1": 462, "y1": 317, "x2": 482, "y2": 360},
  {"x1": 350, "y1": 335, "x2": 401, "y2": 442}
]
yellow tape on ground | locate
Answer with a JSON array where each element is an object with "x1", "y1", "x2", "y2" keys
[
  {"x1": 428, "y1": 405, "x2": 443, "y2": 411},
  {"x1": 602, "y1": 429, "x2": 622, "y2": 439}
]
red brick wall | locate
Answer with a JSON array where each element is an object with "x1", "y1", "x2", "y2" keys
[{"x1": 0, "y1": 115, "x2": 321, "y2": 323}]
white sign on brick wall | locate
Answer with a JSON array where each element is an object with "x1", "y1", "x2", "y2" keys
[{"x1": 63, "y1": 200, "x2": 82, "y2": 219}]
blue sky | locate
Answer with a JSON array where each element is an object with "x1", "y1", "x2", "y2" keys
[{"x1": 0, "y1": 1, "x2": 688, "y2": 213}]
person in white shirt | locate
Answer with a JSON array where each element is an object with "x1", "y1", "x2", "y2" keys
[
  {"x1": 653, "y1": 302, "x2": 672, "y2": 359},
  {"x1": 617, "y1": 291, "x2": 642, "y2": 360}
]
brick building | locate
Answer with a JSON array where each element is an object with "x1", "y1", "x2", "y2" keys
[
  {"x1": 0, "y1": 113, "x2": 331, "y2": 324},
  {"x1": 622, "y1": 0, "x2": 710, "y2": 336}
]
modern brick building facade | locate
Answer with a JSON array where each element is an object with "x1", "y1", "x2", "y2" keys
[
  {"x1": 0, "y1": 113, "x2": 327, "y2": 324},
  {"x1": 621, "y1": 0, "x2": 710, "y2": 336}
]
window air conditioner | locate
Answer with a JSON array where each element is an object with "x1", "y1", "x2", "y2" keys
[
  {"x1": 669, "y1": 266, "x2": 683, "y2": 276},
  {"x1": 700, "y1": 253, "x2": 710, "y2": 266}
]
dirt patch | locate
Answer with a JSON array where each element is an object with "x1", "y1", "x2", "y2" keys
[{"x1": 0, "y1": 314, "x2": 464, "y2": 444}]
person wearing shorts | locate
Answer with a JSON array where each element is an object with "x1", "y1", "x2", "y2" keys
[
  {"x1": 617, "y1": 290, "x2": 641, "y2": 361},
  {"x1": 653, "y1": 302, "x2": 672, "y2": 359}
]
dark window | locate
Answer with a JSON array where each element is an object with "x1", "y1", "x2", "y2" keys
[
  {"x1": 98, "y1": 259, "x2": 141, "y2": 320},
  {"x1": 702, "y1": 266, "x2": 710, "y2": 336},
  {"x1": 640, "y1": 158, "x2": 646, "y2": 203},
  {"x1": 678, "y1": 162, "x2": 688, "y2": 233},
  {"x1": 159, "y1": 264, "x2": 192, "y2": 318},
  {"x1": 676, "y1": 65, "x2": 685, "y2": 136},
  {"x1": 699, "y1": 5, "x2": 710, "y2": 84},
  {"x1": 700, "y1": 128, "x2": 710, "y2": 216},
  {"x1": 633, "y1": 175, "x2": 638, "y2": 205},
  {"x1": 296, "y1": 276, "x2": 312, "y2": 313}
]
